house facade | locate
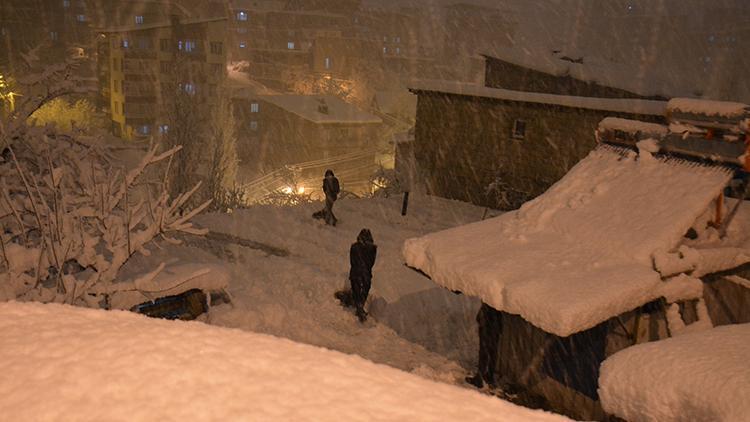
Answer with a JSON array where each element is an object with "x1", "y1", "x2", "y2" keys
[
  {"x1": 233, "y1": 93, "x2": 383, "y2": 181},
  {"x1": 408, "y1": 52, "x2": 670, "y2": 210}
]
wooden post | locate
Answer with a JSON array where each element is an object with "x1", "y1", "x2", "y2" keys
[
  {"x1": 401, "y1": 191, "x2": 410, "y2": 216},
  {"x1": 715, "y1": 192, "x2": 724, "y2": 227}
]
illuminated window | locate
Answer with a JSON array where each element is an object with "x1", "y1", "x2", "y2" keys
[
  {"x1": 159, "y1": 125, "x2": 169, "y2": 134},
  {"x1": 50, "y1": 31, "x2": 58, "y2": 41},
  {"x1": 135, "y1": 16, "x2": 144, "y2": 25},
  {"x1": 138, "y1": 125, "x2": 150, "y2": 135},
  {"x1": 287, "y1": 41, "x2": 295, "y2": 50},
  {"x1": 324, "y1": 57, "x2": 332, "y2": 69},
  {"x1": 511, "y1": 119, "x2": 526, "y2": 140},
  {"x1": 122, "y1": 39, "x2": 129, "y2": 48},
  {"x1": 181, "y1": 83, "x2": 196, "y2": 95},
  {"x1": 63, "y1": 0, "x2": 70, "y2": 7},
  {"x1": 239, "y1": 41, "x2": 246, "y2": 48},
  {"x1": 179, "y1": 40, "x2": 196, "y2": 52},
  {"x1": 236, "y1": 11, "x2": 248, "y2": 21},
  {"x1": 250, "y1": 103, "x2": 259, "y2": 113},
  {"x1": 76, "y1": 14, "x2": 86, "y2": 22}
]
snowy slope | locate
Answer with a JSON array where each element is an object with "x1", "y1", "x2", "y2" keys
[
  {"x1": 404, "y1": 147, "x2": 733, "y2": 337},
  {"x1": 0, "y1": 301, "x2": 570, "y2": 422},
  {"x1": 188, "y1": 195, "x2": 492, "y2": 371},
  {"x1": 599, "y1": 323, "x2": 750, "y2": 422}
]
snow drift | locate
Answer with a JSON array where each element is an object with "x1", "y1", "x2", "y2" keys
[
  {"x1": 599, "y1": 323, "x2": 750, "y2": 422},
  {"x1": 0, "y1": 302, "x2": 568, "y2": 421}
]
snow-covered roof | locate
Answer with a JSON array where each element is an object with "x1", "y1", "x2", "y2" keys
[
  {"x1": 0, "y1": 302, "x2": 570, "y2": 422},
  {"x1": 403, "y1": 147, "x2": 732, "y2": 337},
  {"x1": 599, "y1": 323, "x2": 750, "y2": 422},
  {"x1": 259, "y1": 95, "x2": 383, "y2": 125},
  {"x1": 96, "y1": 17, "x2": 227, "y2": 33},
  {"x1": 482, "y1": 46, "x2": 678, "y2": 100},
  {"x1": 409, "y1": 80, "x2": 667, "y2": 116},
  {"x1": 667, "y1": 98, "x2": 750, "y2": 118},
  {"x1": 598, "y1": 117, "x2": 668, "y2": 136}
]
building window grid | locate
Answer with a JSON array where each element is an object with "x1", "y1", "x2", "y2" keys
[
  {"x1": 250, "y1": 103, "x2": 259, "y2": 113},
  {"x1": 135, "y1": 15, "x2": 144, "y2": 25}
]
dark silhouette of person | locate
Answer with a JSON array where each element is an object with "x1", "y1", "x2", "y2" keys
[
  {"x1": 322, "y1": 169, "x2": 340, "y2": 226},
  {"x1": 349, "y1": 228, "x2": 377, "y2": 322},
  {"x1": 466, "y1": 303, "x2": 502, "y2": 388}
]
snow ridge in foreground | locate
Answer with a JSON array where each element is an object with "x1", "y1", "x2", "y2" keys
[{"x1": 0, "y1": 302, "x2": 569, "y2": 422}]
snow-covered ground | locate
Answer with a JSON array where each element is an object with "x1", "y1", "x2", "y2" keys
[
  {"x1": 599, "y1": 323, "x2": 750, "y2": 422},
  {"x1": 116, "y1": 194, "x2": 494, "y2": 381},
  {"x1": 0, "y1": 301, "x2": 570, "y2": 422}
]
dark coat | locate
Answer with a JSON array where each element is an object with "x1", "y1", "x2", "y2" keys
[
  {"x1": 349, "y1": 240, "x2": 377, "y2": 281},
  {"x1": 323, "y1": 175, "x2": 340, "y2": 201}
]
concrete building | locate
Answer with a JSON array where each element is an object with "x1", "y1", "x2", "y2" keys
[{"x1": 97, "y1": 15, "x2": 227, "y2": 139}]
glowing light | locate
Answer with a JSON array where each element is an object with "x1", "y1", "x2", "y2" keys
[
  {"x1": 282, "y1": 186, "x2": 293, "y2": 194},
  {"x1": 297, "y1": 186, "x2": 305, "y2": 194}
]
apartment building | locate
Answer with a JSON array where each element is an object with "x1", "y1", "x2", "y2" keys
[{"x1": 97, "y1": 14, "x2": 227, "y2": 139}]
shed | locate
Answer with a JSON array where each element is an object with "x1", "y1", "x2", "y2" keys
[{"x1": 403, "y1": 144, "x2": 750, "y2": 420}]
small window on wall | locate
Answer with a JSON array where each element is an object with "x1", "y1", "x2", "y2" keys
[
  {"x1": 287, "y1": 41, "x2": 295, "y2": 50},
  {"x1": 250, "y1": 121, "x2": 258, "y2": 131},
  {"x1": 135, "y1": 16, "x2": 144, "y2": 25},
  {"x1": 236, "y1": 11, "x2": 248, "y2": 21},
  {"x1": 512, "y1": 119, "x2": 526, "y2": 140},
  {"x1": 250, "y1": 102, "x2": 259, "y2": 113}
]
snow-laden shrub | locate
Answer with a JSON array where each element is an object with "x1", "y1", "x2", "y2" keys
[
  {"x1": 0, "y1": 133, "x2": 210, "y2": 306},
  {"x1": 0, "y1": 47, "x2": 210, "y2": 307},
  {"x1": 369, "y1": 166, "x2": 403, "y2": 198}
]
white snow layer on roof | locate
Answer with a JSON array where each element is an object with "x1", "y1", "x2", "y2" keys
[
  {"x1": 409, "y1": 80, "x2": 666, "y2": 116},
  {"x1": 260, "y1": 95, "x2": 383, "y2": 124},
  {"x1": 667, "y1": 97, "x2": 750, "y2": 118},
  {"x1": 0, "y1": 302, "x2": 569, "y2": 422},
  {"x1": 598, "y1": 117, "x2": 668, "y2": 136},
  {"x1": 599, "y1": 323, "x2": 750, "y2": 422},
  {"x1": 403, "y1": 147, "x2": 732, "y2": 337}
]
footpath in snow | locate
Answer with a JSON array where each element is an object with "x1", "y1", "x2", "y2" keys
[
  {"x1": 0, "y1": 301, "x2": 570, "y2": 422},
  {"x1": 120, "y1": 195, "x2": 492, "y2": 380}
]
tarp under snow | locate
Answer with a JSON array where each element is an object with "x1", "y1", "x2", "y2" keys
[{"x1": 403, "y1": 147, "x2": 732, "y2": 337}]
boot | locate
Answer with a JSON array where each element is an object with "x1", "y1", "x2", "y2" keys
[
  {"x1": 465, "y1": 373, "x2": 483, "y2": 388},
  {"x1": 356, "y1": 307, "x2": 367, "y2": 323}
]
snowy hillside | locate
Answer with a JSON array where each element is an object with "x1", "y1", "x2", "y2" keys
[
  {"x1": 0, "y1": 301, "x2": 570, "y2": 422},
  {"x1": 105, "y1": 194, "x2": 495, "y2": 379}
]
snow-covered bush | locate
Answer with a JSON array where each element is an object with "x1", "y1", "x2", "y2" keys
[
  {"x1": 369, "y1": 166, "x2": 403, "y2": 198},
  {"x1": 0, "y1": 48, "x2": 210, "y2": 306}
]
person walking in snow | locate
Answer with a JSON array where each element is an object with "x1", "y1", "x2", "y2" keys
[
  {"x1": 466, "y1": 303, "x2": 502, "y2": 388},
  {"x1": 349, "y1": 228, "x2": 377, "y2": 323},
  {"x1": 322, "y1": 169, "x2": 340, "y2": 226}
]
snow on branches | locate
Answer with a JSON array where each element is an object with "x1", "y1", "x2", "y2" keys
[{"x1": 0, "y1": 131, "x2": 211, "y2": 306}]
